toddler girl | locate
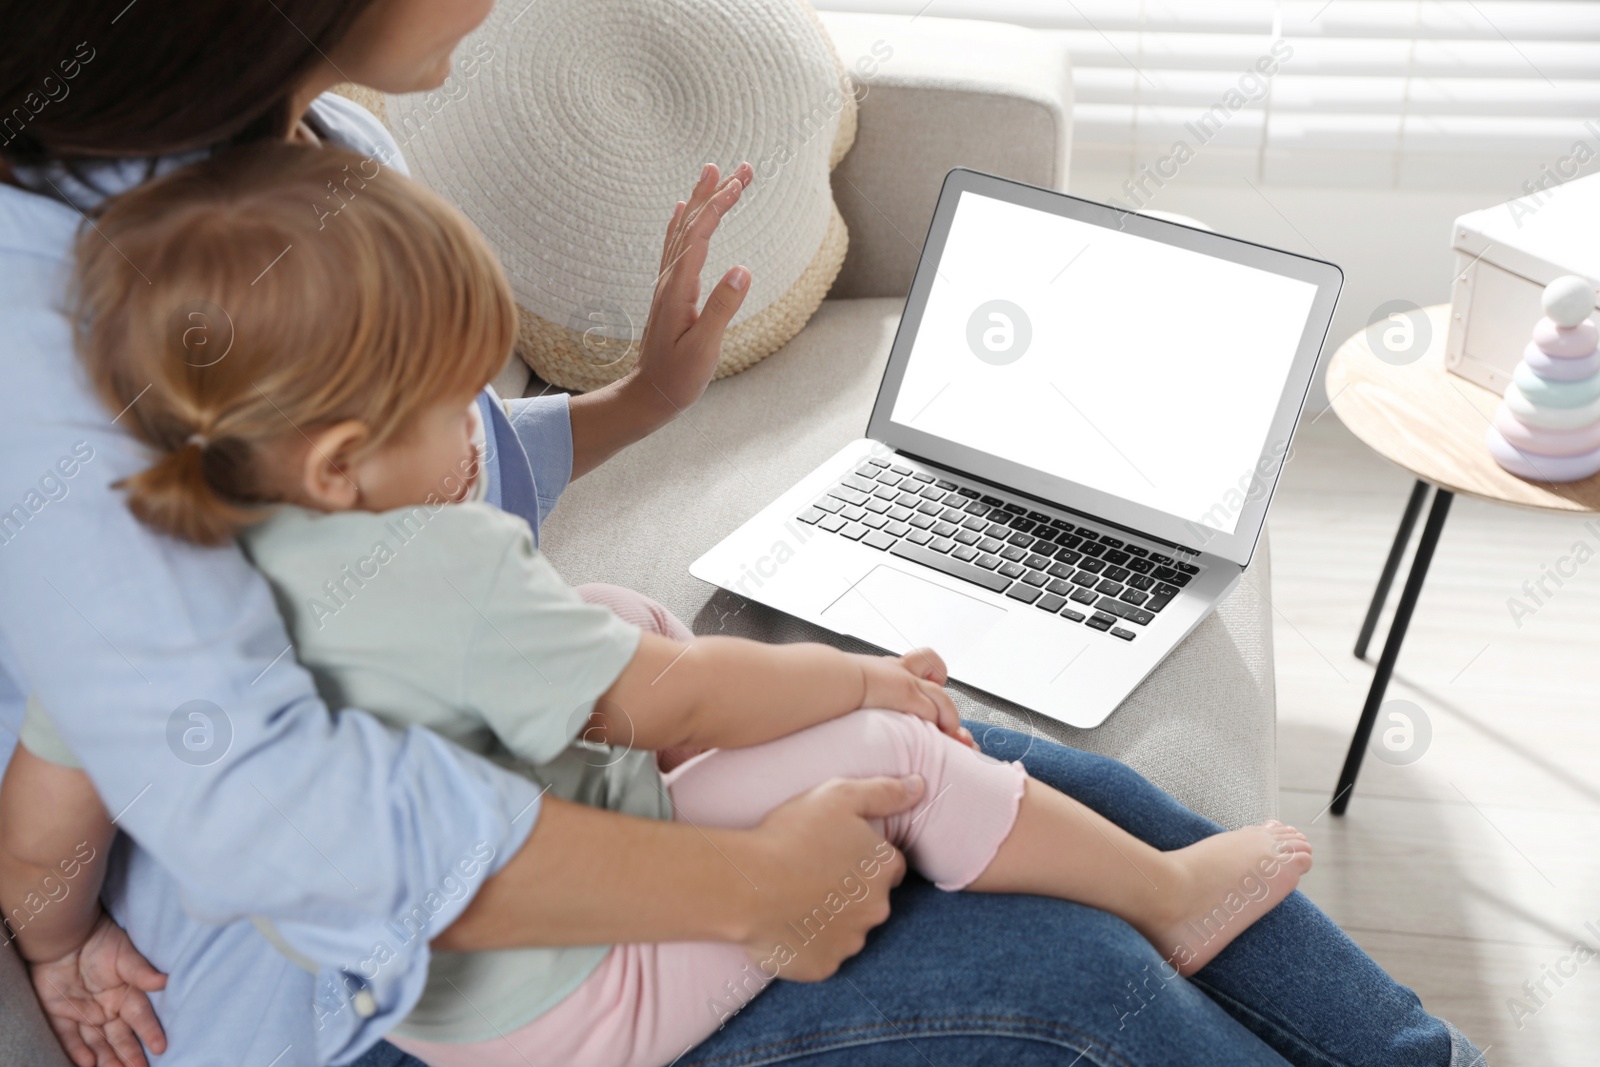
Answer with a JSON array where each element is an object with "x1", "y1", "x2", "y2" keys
[{"x1": 10, "y1": 142, "x2": 1311, "y2": 1067}]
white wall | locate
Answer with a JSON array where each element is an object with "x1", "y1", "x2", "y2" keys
[{"x1": 1067, "y1": 172, "x2": 1496, "y2": 408}]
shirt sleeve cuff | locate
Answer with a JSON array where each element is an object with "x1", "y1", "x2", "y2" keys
[
  {"x1": 251, "y1": 727, "x2": 545, "y2": 1064},
  {"x1": 503, "y1": 393, "x2": 574, "y2": 526},
  {"x1": 319, "y1": 801, "x2": 540, "y2": 1064}
]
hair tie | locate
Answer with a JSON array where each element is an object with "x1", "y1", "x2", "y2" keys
[{"x1": 186, "y1": 433, "x2": 210, "y2": 450}]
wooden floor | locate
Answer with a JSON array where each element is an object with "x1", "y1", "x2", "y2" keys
[{"x1": 1271, "y1": 416, "x2": 1600, "y2": 1066}]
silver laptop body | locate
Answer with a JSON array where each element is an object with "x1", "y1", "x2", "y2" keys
[{"x1": 692, "y1": 169, "x2": 1342, "y2": 728}]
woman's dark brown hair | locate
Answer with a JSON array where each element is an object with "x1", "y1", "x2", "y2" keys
[{"x1": 0, "y1": 0, "x2": 380, "y2": 166}]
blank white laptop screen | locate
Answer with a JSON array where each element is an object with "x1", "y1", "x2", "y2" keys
[{"x1": 888, "y1": 191, "x2": 1321, "y2": 536}]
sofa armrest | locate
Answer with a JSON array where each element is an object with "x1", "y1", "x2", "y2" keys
[{"x1": 821, "y1": 12, "x2": 1073, "y2": 299}]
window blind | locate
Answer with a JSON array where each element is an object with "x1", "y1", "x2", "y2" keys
[{"x1": 812, "y1": 0, "x2": 1600, "y2": 190}]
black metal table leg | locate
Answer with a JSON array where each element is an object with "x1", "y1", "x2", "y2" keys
[
  {"x1": 1331, "y1": 488, "x2": 1453, "y2": 816},
  {"x1": 1355, "y1": 479, "x2": 1430, "y2": 659}
]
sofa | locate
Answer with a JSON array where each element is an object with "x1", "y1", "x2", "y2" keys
[{"x1": 3, "y1": 13, "x2": 1277, "y2": 1064}]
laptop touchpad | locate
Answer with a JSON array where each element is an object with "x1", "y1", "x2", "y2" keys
[{"x1": 821, "y1": 565, "x2": 1006, "y2": 660}]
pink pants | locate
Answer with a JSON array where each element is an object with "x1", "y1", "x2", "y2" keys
[{"x1": 391, "y1": 585, "x2": 1027, "y2": 1067}]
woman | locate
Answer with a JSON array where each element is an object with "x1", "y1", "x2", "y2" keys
[{"x1": 0, "y1": 2, "x2": 1482, "y2": 1065}]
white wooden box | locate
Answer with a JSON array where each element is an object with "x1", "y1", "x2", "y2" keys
[{"x1": 1448, "y1": 173, "x2": 1600, "y2": 393}]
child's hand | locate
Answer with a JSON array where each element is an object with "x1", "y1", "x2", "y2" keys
[
  {"x1": 855, "y1": 648, "x2": 974, "y2": 747},
  {"x1": 29, "y1": 911, "x2": 167, "y2": 1067},
  {"x1": 629, "y1": 162, "x2": 756, "y2": 414}
]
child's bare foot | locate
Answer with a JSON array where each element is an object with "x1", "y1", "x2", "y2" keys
[{"x1": 1140, "y1": 821, "x2": 1312, "y2": 977}]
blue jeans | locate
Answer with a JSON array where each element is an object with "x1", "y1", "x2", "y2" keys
[{"x1": 353, "y1": 726, "x2": 1480, "y2": 1067}]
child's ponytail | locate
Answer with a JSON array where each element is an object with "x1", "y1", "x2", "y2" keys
[{"x1": 119, "y1": 436, "x2": 262, "y2": 548}]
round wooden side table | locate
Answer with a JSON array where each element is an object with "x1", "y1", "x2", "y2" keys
[{"x1": 1324, "y1": 303, "x2": 1600, "y2": 814}]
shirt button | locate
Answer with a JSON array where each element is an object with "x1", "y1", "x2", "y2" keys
[{"x1": 353, "y1": 990, "x2": 378, "y2": 1018}]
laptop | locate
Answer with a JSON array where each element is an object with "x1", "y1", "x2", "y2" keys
[{"x1": 691, "y1": 169, "x2": 1343, "y2": 729}]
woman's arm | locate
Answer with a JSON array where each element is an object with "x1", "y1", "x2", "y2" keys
[
  {"x1": 437, "y1": 777, "x2": 924, "y2": 982},
  {"x1": 591, "y1": 633, "x2": 966, "y2": 752}
]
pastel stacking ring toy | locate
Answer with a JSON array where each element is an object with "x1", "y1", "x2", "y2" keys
[
  {"x1": 1533, "y1": 317, "x2": 1598, "y2": 357},
  {"x1": 1522, "y1": 342, "x2": 1600, "y2": 382},
  {"x1": 1488, "y1": 275, "x2": 1600, "y2": 483},
  {"x1": 1493, "y1": 406, "x2": 1600, "y2": 456},
  {"x1": 1502, "y1": 386, "x2": 1600, "y2": 430},
  {"x1": 1511, "y1": 361, "x2": 1600, "y2": 407},
  {"x1": 1485, "y1": 430, "x2": 1600, "y2": 482}
]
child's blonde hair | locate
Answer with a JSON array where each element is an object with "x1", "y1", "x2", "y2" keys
[{"x1": 72, "y1": 142, "x2": 517, "y2": 546}]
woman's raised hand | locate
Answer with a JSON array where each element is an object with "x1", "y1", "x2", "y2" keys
[
  {"x1": 854, "y1": 648, "x2": 975, "y2": 748},
  {"x1": 631, "y1": 162, "x2": 756, "y2": 414},
  {"x1": 566, "y1": 162, "x2": 757, "y2": 478}
]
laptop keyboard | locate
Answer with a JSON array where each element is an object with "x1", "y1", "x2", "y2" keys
[{"x1": 797, "y1": 457, "x2": 1202, "y2": 642}]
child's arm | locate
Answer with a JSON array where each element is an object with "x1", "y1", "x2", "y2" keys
[
  {"x1": 588, "y1": 634, "x2": 970, "y2": 753},
  {"x1": 1, "y1": 745, "x2": 168, "y2": 1067},
  {"x1": 464, "y1": 515, "x2": 968, "y2": 760},
  {"x1": 0, "y1": 746, "x2": 114, "y2": 962}
]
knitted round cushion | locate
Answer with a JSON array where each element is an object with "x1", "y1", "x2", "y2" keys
[{"x1": 387, "y1": 0, "x2": 856, "y2": 391}]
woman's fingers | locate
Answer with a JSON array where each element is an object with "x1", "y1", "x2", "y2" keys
[
  {"x1": 639, "y1": 162, "x2": 756, "y2": 371},
  {"x1": 657, "y1": 200, "x2": 686, "y2": 274},
  {"x1": 661, "y1": 163, "x2": 752, "y2": 286},
  {"x1": 660, "y1": 161, "x2": 726, "y2": 279},
  {"x1": 746, "y1": 779, "x2": 907, "y2": 980},
  {"x1": 830, "y1": 773, "x2": 924, "y2": 821},
  {"x1": 684, "y1": 267, "x2": 751, "y2": 348},
  {"x1": 683, "y1": 161, "x2": 751, "y2": 225},
  {"x1": 673, "y1": 174, "x2": 746, "y2": 279},
  {"x1": 649, "y1": 167, "x2": 714, "y2": 325},
  {"x1": 649, "y1": 172, "x2": 723, "y2": 330},
  {"x1": 653, "y1": 175, "x2": 748, "y2": 332},
  {"x1": 681, "y1": 161, "x2": 722, "y2": 228}
]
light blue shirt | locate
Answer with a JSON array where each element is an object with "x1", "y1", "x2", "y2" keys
[{"x1": 0, "y1": 94, "x2": 574, "y2": 1065}]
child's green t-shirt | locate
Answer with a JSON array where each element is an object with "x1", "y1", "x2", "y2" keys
[{"x1": 240, "y1": 501, "x2": 660, "y2": 1043}]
